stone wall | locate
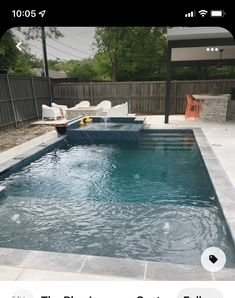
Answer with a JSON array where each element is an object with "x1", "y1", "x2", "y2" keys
[
  {"x1": 200, "y1": 98, "x2": 230, "y2": 122},
  {"x1": 227, "y1": 101, "x2": 235, "y2": 120}
]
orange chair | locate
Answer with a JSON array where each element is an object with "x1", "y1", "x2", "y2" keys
[{"x1": 185, "y1": 95, "x2": 200, "y2": 120}]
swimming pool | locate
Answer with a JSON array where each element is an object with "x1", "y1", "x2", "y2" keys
[{"x1": 0, "y1": 130, "x2": 234, "y2": 266}]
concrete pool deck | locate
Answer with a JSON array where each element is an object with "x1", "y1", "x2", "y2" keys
[{"x1": 0, "y1": 115, "x2": 235, "y2": 280}]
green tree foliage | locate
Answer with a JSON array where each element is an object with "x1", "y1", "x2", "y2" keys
[
  {"x1": 2, "y1": 27, "x2": 234, "y2": 80},
  {"x1": 94, "y1": 27, "x2": 235, "y2": 81},
  {"x1": 93, "y1": 52, "x2": 112, "y2": 80},
  {"x1": 118, "y1": 27, "x2": 166, "y2": 81},
  {"x1": 0, "y1": 30, "x2": 18, "y2": 71},
  {"x1": 94, "y1": 27, "x2": 167, "y2": 81},
  {"x1": 14, "y1": 50, "x2": 36, "y2": 75},
  {"x1": 30, "y1": 57, "x2": 43, "y2": 68},
  {"x1": 214, "y1": 66, "x2": 235, "y2": 79},
  {"x1": 48, "y1": 59, "x2": 63, "y2": 71},
  {"x1": 174, "y1": 66, "x2": 235, "y2": 80},
  {"x1": 0, "y1": 27, "x2": 64, "y2": 75},
  {"x1": 95, "y1": 27, "x2": 130, "y2": 81},
  {"x1": 0, "y1": 28, "x2": 63, "y2": 75},
  {"x1": 65, "y1": 59, "x2": 98, "y2": 80},
  {"x1": 43, "y1": 59, "x2": 99, "y2": 81},
  {"x1": 18, "y1": 27, "x2": 63, "y2": 40},
  {"x1": 0, "y1": 31, "x2": 35, "y2": 75}
]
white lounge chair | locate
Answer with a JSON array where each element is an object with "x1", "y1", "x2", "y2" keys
[
  {"x1": 106, "y1": 102, "x2": 128, "y2": 117},
  {"x1": 75, "y1": 101, "x2": 90, "y2": 108},
  {"x1": 122, "y1": 102, "x2": 128, "y2": 115},
  {"x1": 42, "y1": 104, "x2": 62, "y2": 120},
  {"x1": 52, "y1": 102, "x2": 68, "y2": 118},
  {"x1": 97, "y1": 100, "x2": 112, "y2": 113}
]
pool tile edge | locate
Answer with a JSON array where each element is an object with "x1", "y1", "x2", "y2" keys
[{"x1": 0, "y1": 133, "x2": 65, "y2": 177}]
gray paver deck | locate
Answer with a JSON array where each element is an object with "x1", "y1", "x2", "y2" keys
[
  {"x1": 0, "y1": 248, "x2": 29, "y2": 266},
  {"x1": 20, "y1": 250, "x2": 87, "y2": 273},
  {"x1": 81, "y1": 255, "x2": 146, "y2": 279},
  {"x1": 0, "y1": 247, "x2": 235, "y2": 280},
  {"x1": 145, "y1": 261, "x2": 212, "y2": 281}
]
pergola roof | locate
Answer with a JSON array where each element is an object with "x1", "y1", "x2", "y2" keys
[
  {"x1": 167, "y1": 27, "x2": 232, "y2": 41},
  {"x1": 167, "y1": 27, "x2": 235, "y2": 66},
  {"x1": 164, "y1": 27, "x2": 235, "y2": 123}
]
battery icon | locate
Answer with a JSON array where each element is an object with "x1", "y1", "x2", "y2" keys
[{"x1": 210, "y1": 10, "x2": 225, "y2": 17}]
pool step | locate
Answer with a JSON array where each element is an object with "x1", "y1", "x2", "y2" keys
[
  {"x1": 140, "y1": 135, "x2": 194, "y2": 140},
  {"x1": 141, "y1": 132, "x2": 193, "y2": 137},
  {"x1": 138, "y1": 132, "x2": 196, "y2": 150},
  {"x1": 138, "y1": 143, "x2": 195, "y2": 151},
  {"x1": 138, "y1": 144, "x2": 194, "y2": 151},
  {"x1": 139, "y1": 141, "x2": 194, "y2": 146},
  {"x1": 140, "y1": 137, "x2": 195, "y2": 144}
]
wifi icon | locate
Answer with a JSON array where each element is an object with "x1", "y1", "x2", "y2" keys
[{"x1": 199, "y1": 10, "x2": 208, "y2": 17}]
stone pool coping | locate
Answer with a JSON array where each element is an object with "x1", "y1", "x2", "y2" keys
[
  {"x1": 0, "y1": 131, "x2": 65, "y2": 177},
  {"x1": 0, "y1": 127, "x2": 235, "y2": 280},
  {"x1": 192, "y1": 128, "x2": 235, "y2": 247}
]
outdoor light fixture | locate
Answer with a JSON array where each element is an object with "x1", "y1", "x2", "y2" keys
[
  {"x1": 219, "y1": 48, "x2": 224, "y2": 58},
  {"x1": 216, "y1": 48, "x2": 224, "y2": 69},
  {"x1": 206, "y1": 47, "x2": 224, "y2": 68}
]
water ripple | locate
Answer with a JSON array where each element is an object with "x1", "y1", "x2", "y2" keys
[{"x1": 0, "y1": 143, "x2": 234, "y2": 266}]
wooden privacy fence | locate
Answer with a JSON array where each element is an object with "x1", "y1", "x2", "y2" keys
[
  {"x1": 52, "y1": 79, "x2": 235, "y2": 114},
  {"x1": 0, "y1": 75, "x2": 51, "y2": 128},
  {"x1": 1, "y1": 75, "x2": 235, "y2": 129}
]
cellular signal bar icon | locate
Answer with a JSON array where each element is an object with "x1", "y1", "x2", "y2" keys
[{"x1": 185, "y1": 11, "x2": 195, "y2": 17}]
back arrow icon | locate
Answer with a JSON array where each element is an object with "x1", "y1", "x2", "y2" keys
[{"x1": 16, "y1": 42, "x2": 22, "y2": 51}]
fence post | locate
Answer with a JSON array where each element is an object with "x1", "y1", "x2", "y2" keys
[
  {"x1": 222, "y1": 79, "x2": 226, "y2": 94},
  {"x1": 128, "y1": 81, "x2": 132, "y2": 113},
  {"x1": 173, "y1": 80, "x2": 177, "y2": 114},
  {"x1": 90, "y1": 81, "x2": 93, "y2": 105},
  {"x1": 115, "y1": 82, "x2": 117, "y2": 105},
  {"x1": 6, "y1": 75, "x2": 18, "y2": 127},
  {"x1": 31, "y1": 77, "x2": 39, "y2": 120},
  {"x1": 50, "y1": 78, "x2": 55, "y2": 104}
]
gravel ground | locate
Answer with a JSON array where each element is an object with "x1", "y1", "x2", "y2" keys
[{"x1": 0, "y1": 123, "x2": 55, "y2": 152}]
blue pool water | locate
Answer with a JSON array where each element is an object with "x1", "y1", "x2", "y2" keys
[{"x1": 0, "y1": 131, "x2": 234, "y2": 266}]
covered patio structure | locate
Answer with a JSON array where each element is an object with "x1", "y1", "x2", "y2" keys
[{"x1": 165, "y1": 27, "x2": 235, "y2": 123}]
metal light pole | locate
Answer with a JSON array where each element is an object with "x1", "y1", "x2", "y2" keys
[
  {"x1": 41, "y1": 27, "x2": 49, "y2": 78},
  {"x1": 164, "y1": 45, "x2": 172, "y2": 124},
  {"x1": 41, "y1": 27, "x2": 52, "y2": 105}
]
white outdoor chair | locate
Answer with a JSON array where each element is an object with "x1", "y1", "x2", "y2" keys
[
  {"x1": 97, "y1": 100, "x2": 112, "y2": 113},
  {"x1": 75, "y1": 101, "x2": 90, "y2": 108},
  {"x1": 42, "y1": 104, "x2": 62, "y2": 120},
  {"x1": 106, "y1": 104, "x2": 121, "y2": 117},
  {"x1": 52, "y1": 102, "x2": 68, "y2": 118},
  {"x1": 106, "y1": 102, "x2": 128, "y2": 117},
  {"x1": 122, "y1": 102, "x2": 128, "y2": 115}
]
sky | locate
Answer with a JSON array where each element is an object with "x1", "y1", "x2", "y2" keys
[{"x1": 11, "y1": 27, "x2": 97, "y2": 61}]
